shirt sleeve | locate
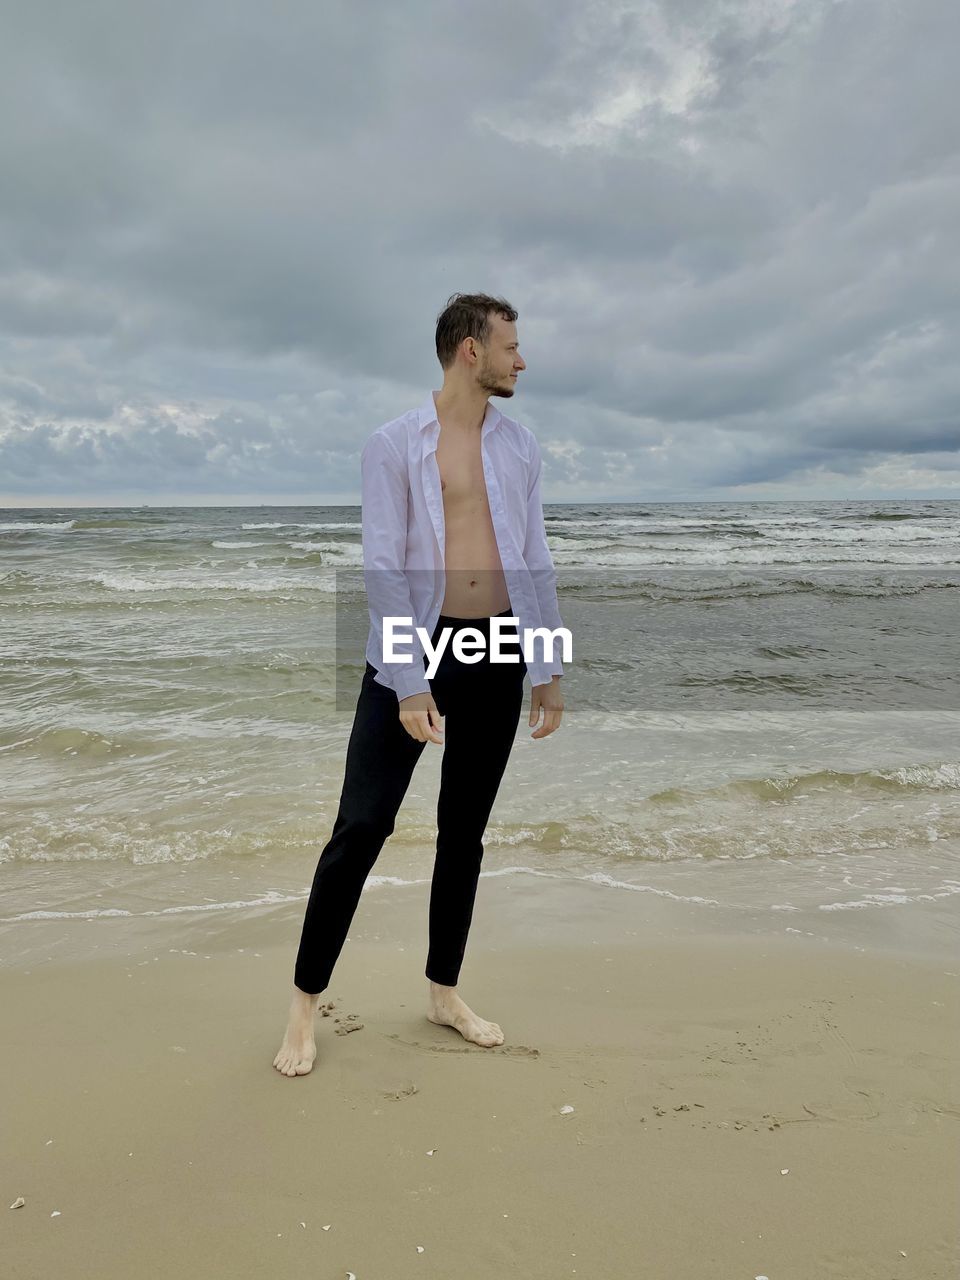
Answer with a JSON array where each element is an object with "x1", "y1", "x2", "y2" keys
[
  {"x1": 361, "y1": 431, "x2": 432, "y2": 700},
  {"x1": 523, "y1": 432, "x2": 565, "y2": 684}
]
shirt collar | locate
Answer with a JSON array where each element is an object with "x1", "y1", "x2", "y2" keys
[{"x1": 417, "y1": 390, "x2": 502, "y2": 435}]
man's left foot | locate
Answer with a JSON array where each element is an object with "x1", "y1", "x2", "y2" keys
[{"x1": 427, "y1": 983, "x2": 504, "y2": 1047}]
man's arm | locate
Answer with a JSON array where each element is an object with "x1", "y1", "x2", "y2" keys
[
  {"x1": 522, "y1": 432, "x2": 564, "y2": 685},
  {"x1": 361, "y1": 432, "x2": 431, "y2": 701}
]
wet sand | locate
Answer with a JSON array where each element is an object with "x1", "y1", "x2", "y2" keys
[{"x1": 2, "y1": 875, "x2": 958, "y2": 1279}]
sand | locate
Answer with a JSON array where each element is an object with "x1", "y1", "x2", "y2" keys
[{"x1": 2, "y1": 874, "x2": 958, "y2": 1279}]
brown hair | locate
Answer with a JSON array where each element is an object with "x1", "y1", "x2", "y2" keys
[{"x1": 435, "y1": 292, "x2": 518, "y2": 370}]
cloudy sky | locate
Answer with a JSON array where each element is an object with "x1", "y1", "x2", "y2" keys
[{"x1": 1, "y1": 0, "x2": 957, "y2": 506}]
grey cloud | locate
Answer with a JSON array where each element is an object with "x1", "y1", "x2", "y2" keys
[{"x1": 0, "y1": 0, "x2": 957, "y2": 502}]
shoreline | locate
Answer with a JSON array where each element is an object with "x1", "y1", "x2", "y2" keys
[
  {"x1": 3, "y1": 874, "x2": 958, "y2": 1278},
  {"x1": 4, "y1": 863, "x2": 958, "y2": 974}
]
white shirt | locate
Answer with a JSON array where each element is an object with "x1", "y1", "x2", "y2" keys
[{"x1": 361, "y1": 389, "x2": 566, "y2": 699}]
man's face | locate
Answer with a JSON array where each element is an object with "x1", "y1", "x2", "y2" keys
[{"x1": 474, "y1": 314, "x2": 526, "y2": 398}]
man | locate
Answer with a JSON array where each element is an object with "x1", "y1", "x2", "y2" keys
[{"x1": 274, "y1": 292, "x2": 566, "y2": 1077}]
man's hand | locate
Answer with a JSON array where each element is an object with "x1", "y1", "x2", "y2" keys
[
  {"x1": 398, "y1": 690, "x2": 444, "y2": 744},
  {"x1": 529, "y1": 675, "x2": 564, "y2": 739}
]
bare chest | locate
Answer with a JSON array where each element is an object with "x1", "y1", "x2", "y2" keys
[{"x1": 434, "y1": 433, "x2": 489, "y2": 511}]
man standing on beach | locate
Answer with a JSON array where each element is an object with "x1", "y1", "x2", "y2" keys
[{"x1": 274, "y1": 293, "x2": 566, "y2": 1076}]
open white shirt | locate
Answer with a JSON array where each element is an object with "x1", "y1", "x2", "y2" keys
[{"x1": 361, "y1": 389, "x2": 566, "y2": 699}]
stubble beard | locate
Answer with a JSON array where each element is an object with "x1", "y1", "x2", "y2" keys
[{"x1": 477, "y1": 359, "x2": 515, "y2": 398}]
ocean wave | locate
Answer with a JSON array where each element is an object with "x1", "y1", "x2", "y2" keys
[
  {"x1": 858, "y1": 512, "x2": 921, "y2": 521},
  {"x1": 558, "y1": 575, "x2": 960, "y2": 602},
  {"x1": 550, "y1": 547, "x2": 960, "y2": 568},
  {"x1": 70, "y1": 518, "x2": 168, "y2": 530},
  {"x1": 0, "y1": 520, "x2": 74, "y2": 532},
  {"x1": 7, "y1": 786, "x2": 957, "y2": 868},
  {"x1": 5, "y1": 865, "x2": 958, "y2": 924},
  {"x1": 0, "y1": 868, "x2": 726, "y2": 920},
  {"x1": 0, "y1": 726, "x2": 132, "y2": 761},
  {"x1": 240, "y1": 521, "x2": 360, "y2": 530},
  {"x1": 210, "y1": 540, "x2": 272, "y2": 548},
  {"x1": 284, "y1": 541, "x2": 363, "y2": 564},
  {"x1": 88, "y1": 570, "x2": 338, "y2": 593},
  {"x1": 649, "y1": 759, "x2": 960, "y2": 804},
  {"x1": 0, "y1": 816, "x2": 317, "y2": 865},
  {"x1": 819, "y1": 883, "x2": 960, "y2": 910},
  {"x1": 0, "y1": 569, "x2": 46, "y2": 590}
]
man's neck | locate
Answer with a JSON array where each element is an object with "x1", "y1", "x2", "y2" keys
[{"x1": 433, "y1": 384, "x2": 490, "y2": 434}]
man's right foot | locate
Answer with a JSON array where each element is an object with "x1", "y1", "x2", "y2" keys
[{"x1": 273, "y1": 988, "x2": 320, "y2": 1076}]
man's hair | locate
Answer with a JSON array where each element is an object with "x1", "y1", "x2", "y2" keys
[{"x1": 435, "y1": 292, "x2": 518, "y2": 370}]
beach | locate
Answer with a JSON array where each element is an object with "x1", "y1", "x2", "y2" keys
[
  {"x1": 2, "y1": 500, "x2": 959, "y2": 1276},
  {"x1": 3, "y1": 873, "x2": 958, "y2": 1279}
]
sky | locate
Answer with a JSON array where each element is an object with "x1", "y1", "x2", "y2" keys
[{"x1": 0, "y1": 0, "x2": 957, "y2": 507}]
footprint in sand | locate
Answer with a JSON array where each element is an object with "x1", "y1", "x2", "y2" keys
[
  {"x1": 800, "y1": 1092, "x2": 880, "y2": 1122},
  {"x1": 380, "y1": 1083, "x2": 420, "y2": 1101},
  {"x1": 812, "y1": 1000, "x2": 860, "y2": 1069},
  {"x1": 383, "y1": 1032, "x2": 540, "y2": 1058}
]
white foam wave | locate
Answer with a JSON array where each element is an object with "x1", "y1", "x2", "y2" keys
[
  {"x1": 549, "y1": 544, "x2": 960, "y2": 567},
  {"x1": 286, "y1": 540, "x2": 363, "y2": 563},
  {"x1": 90, "y1": 571, "x2": 338, "y2": 593},
  {"x1": 5, "y1": 867, "x2": 959, "y2": 925},
  {"x1": 240, "y1": 521, "x2": 360, "y2": 530},
  {"x1": 2, "y1": 889, "x2": 307, "y2": 921},
  {"x1": 0, "y1": 864, "x2": 776, "y2": 922},
  {"x1": 0, "y1": 520, "x2": 74, "y2": 531},
  {"x1": 819, "y1": 881, "x2": 960, "y2": 911},
  {"x1": 879, "y1": 762, "x2": 960, "y2": 789},
  {"x1": 211, "y1": 540, "x2": 271, "y2": 548}
]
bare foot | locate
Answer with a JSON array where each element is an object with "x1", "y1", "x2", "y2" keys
[
  {"x1": 427, "y1": 982, "x2": 504, "y2": 1047},
  {"x1": 273, "y1": 987, "x2": 320, "y2": 1076}
]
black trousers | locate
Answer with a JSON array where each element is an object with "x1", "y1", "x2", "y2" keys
[{"x1": 293, "y1": 609, "x2": 526, "y2": 994}]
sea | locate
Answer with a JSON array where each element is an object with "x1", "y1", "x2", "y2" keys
[{"x1": 2, "y1": 499, "x2": 958, "y2": 966}]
